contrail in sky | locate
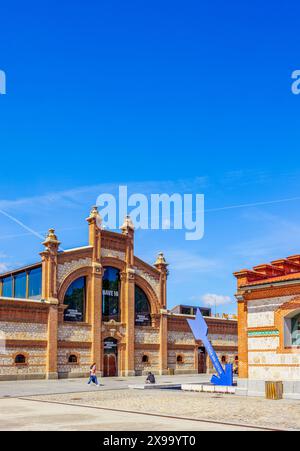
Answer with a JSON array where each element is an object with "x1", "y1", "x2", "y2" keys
[
  {"x1": 205, "y1": 196, "x2": 300, "y2": 213},
  {"x1": 0, "y1": 208, "x2": 45, "y2": 241}
]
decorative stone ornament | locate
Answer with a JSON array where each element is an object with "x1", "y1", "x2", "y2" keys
[
  {"x1": 43, "y1": 229, "x2": 60, "y2": 247},
  {"x1": 88, "y1": 205, "x2": 103, "y2": 229},
  {"x1": 154, "y1": 252, "x2": 168, "y2": 267},
  {"x1": 120, "y1": 215, "x2": 135, "y2": 232}
]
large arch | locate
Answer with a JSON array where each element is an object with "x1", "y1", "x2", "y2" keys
[
  {"x1": 58, "y1": 266, "x2": 92, "y2": 304},
  {"x1": 135, "y1": 274, "x2": 160, "y2": 315}
]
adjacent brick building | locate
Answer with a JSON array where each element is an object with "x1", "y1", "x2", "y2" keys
[
  {"x1": 0, "y1": 207, "x2": 237, "y2": 380},
  {"x1": 235, "y1": 255, "x2": 300, "y2": 399}
]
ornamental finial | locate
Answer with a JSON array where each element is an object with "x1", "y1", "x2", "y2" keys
[
  {"x1": 154, "y1": 252, "x2": 168, "y2": 267},
  {"x1": 120, "y1": 215, "x2": 135, "y2": 232},
  {"x1": 87, "y1": 206, "x2": 102, "y2": 228},
  {"x1": 43, "y1": 228, "x2": 60, "y2": 247}
]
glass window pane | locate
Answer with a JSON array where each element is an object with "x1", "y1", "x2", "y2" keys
[
  {"x1": 102, "y1": 267, "x2": 120, "y2": 322},
  {"x1": 2, "y1": 276, "x2": 12, "y2": 297},
  {"x1": 292, "y1": 314, "x2": 300, "y2": 346},
  {"x1": 64, "y1": 277, "x2": 86, "y2": 322},
  {"x1": 135, "y1": 286, "x2": 151, "y2": 326},
  {"x1": 28, "y1": 267, "x2": 42, "y2": 299},
  {"x1": 14, "y1": 272, "x2": 27, "y2": 298}
]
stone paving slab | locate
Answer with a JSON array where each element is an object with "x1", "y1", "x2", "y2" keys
[
  {"x1": 30, "y1": 388, "x2": 300, "y2": 431},
  {"x1": 0, "y1": 398, "x2": 256, "y2": 431},
  {"x1": 0, "y1": 374, "x2": 211, "y2": 398}
]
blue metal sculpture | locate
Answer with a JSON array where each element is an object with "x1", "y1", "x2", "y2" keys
[{"x1": 187, "y1": 308, "x2": 233, "y2": 386}]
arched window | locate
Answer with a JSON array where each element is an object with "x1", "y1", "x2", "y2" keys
[
  {"x1": 292, "y1": 313, "x2": 300, "y2": 346},
  {"x1": 64, "y1": 277, "x2": 86, "y2": 322},
  {"x1": 102, "y1": 267, "x2": 121, "y2": 322},
  {"x1": 221, "y1": 356, "x2": 227, "y2": 364},
  {"x1": 68, "y1": 354, "x2": 78, "y2": 364},
  {"x1": 15, "y1": 354, "x2": 26, "y2": 365},
  {"x1": 177, "y1": 355, "x2": 184, "y2": 364},
  {"x1": 135, "y1": 286, "x2": 151, "y2": 326},
  {"x1": 142, "y1": 354, "x2": 149, "y2": 364}
]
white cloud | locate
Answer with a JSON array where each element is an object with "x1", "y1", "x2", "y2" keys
[
  {"x1": 201, "y1": 293, "x2": 232, "y2": 307},
  {"x1": 0, "y1": 263, "x2": 9, "y2": 273}
]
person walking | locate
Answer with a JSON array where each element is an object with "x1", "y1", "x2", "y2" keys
[{"x1": 88, "y1": 363, "x2": 100, "y2": 387}]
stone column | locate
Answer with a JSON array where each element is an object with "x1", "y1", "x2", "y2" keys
[
  {"x1": 86, "y1": 207, "x2": 103, "y2": 374},
  {"x1": 159, "y1": 310, "x2": 168, "y2": 375},
  {"x1": 154, "y1": 252, "x2": 169, "y2": 309},
  {"x1": 40, "y1": 229, "x2": 60, "y2": 380}
]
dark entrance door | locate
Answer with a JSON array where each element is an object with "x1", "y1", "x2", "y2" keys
[
  {"x1": 103, "y1": 337, "x2": 118, "y2": 377},
  {"x1": 198, "y1": 347, "x2": 207, "y2": 374}
]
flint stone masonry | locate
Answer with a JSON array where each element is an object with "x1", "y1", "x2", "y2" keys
[
  {"x1": 102, "y1": 249, "x2": 126, "y2": 261},
  {"x1": 208, "y1": 334, "x2": 237, "y2": 347},
  {"x1": 135, "y1": 328, "x2": 160, "y2": 344},
  {"x1": 57, "y1": 258, "x2": 92, "y2": 287},
  {"x1": 168, "y1": 330, "x2": 195, "y2": 345},
  {"x1": 0, "y1": 347, "x2": 46, "y2": 376},
  {"x1": 58, "y1": 348, "x2": 91, "y2": 376},
  {"x1": 58, "y1": 324, "x2": 92, "y2": 342},
  {"x1": 134, "y1": 268, "x2": 160, "y2": 299},
  {"x1": 134, "y1": 350, "x2": 160, "y2": 374},
  {"x1": 0, "y1": 322, "x2": 47, "y2": 340},
  {"x1": 168, "y1": 350, "x2": 195, "y2": 371}
]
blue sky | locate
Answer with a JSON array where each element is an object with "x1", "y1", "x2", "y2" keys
[{"x1": 1, "y1": 0, "x2": 300, "y2": 313}]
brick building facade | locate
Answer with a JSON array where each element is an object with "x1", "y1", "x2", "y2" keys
[
  {"x1": 0, "y1": 207, "x2": 237, "y2": 381},
  {"x1": 235, "y1": 255, "x2": 300, "y2": 399}
]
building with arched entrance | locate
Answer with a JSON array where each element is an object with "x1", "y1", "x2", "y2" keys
[{"x1": 0, "y1": 207, "x2": 237, "y2": 380}]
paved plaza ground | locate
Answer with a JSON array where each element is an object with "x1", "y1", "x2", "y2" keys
[{"x1": 0, "y1": 375, "x2": 299, "y2": 431}]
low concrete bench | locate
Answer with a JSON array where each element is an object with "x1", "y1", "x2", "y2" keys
[
  {"x1": 129, "y1": 383, "x2": 182, "y2": 390},
  {"x1": 182, "y1": 384, "x2": 236, "y2": 394}
]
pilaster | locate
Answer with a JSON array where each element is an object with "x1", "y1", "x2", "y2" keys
[
  {"x1": 159, "y1": 310, "x2": 168, "y2": 375},
  {"x1": 40, "y1": 229, "x2": 60, "y2": 380},
  {"x1": 46, "y1": 303, "x2": 59, "y2": 379},
  {"x1": 86, "y1": 207, "x2": 103, "y2": 373},
  {"x1": 154, "y1": 252, "x2": 169, "y2": 308},
  {"x1": 237, "y1": 298, "x2": 248, "y2": 379},
  {"x1": 123, "y1": 268, "x2": 136, "y2": 376},
  {"x1": 121, "y1": 216, "x2": 136, "y2": 376}
]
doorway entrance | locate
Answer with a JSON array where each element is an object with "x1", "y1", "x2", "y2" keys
[
  {"x1": 198, "y1": 347, "x2": 207, "y2": 374},
  {"x1": 103, "y1": 337, "x2": 118, "y2": 377}
]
